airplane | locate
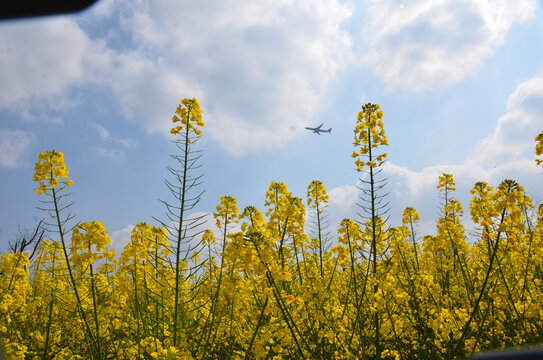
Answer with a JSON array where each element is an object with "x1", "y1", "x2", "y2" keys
[{"x1": 305, "y1": 123, "x2": 332, "y2": 135}]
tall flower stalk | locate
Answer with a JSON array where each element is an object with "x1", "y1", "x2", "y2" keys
[
  {"x1": 158, "y1": 98, "x2": 206, "y2": 347},
  {"x1": 307, "y1": 180, "x2": 330, "y2": 277},
  {"x1": 70, "y1": 221, "x2": 116, "y2": 360},
  {"x1": 33, "y1": 150, "x2": 99, "y2": 358},
  {"x1": 352, "y1": 103, "x2": 389, "y2": 359}
]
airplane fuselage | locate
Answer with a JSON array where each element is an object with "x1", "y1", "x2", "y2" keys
[{"x1": 305, "y1": 124, "x2": 332, "y2": 135}]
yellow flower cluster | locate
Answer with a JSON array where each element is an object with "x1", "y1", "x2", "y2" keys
[
  {"x1": 33, "y1": 149, "x2": 73, "y2": 195},
  {"x1": 170, "y1": 98, "x2": 204, "y2": 136},
  {"x1": 402, "y1": 206, "x2": 420, "y2": 225},
  {"x1": 201, "y1": 229, "x2": 216, "y2": 246},
  {"x1": 352, "y1": 103, "x2": 388, "y2": 171},
  {"x1": 70, "y1": 221, "x2": 115, "y2": 266},
  {"x1": 536, "y1": 131, "x2": 543, "y2": 166},
  {"x1": 437, "y1": 173, "x2": 456, "y2": 193},
  {"x1": 3, "y1": 171, "x2": 543, "y2": 359},
  {"x1": 306, "y1": 180, "x2": 329, "y2": 209},
  {"x1": 214, "y1": 195, "x2": 239, "y2": 229}
]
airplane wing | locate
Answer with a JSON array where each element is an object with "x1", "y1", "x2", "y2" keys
[{"x1": 305, "y1": 124, "x2": 329, "y2": 134}]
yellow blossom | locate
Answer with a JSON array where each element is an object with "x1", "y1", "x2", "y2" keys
[{"x1": 33, "y1": 149, "x2": 72, "y2": 195}]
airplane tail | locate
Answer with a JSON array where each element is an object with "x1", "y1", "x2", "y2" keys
[{"x1": 327, "y1": 128, "x2": 332, "y2": 133}]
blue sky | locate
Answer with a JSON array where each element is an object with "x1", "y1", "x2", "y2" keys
[{"x1": 1, "y1": 0, "x2": 542, "y2": 253}]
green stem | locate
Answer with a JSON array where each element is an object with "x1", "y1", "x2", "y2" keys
[
  {"x1": 252, "y1": 241, "x2": 312, "y2": 359},
  {"x1": 173, "y1": 107, "x2": 192, "y2": 346},
  {"x1": 6, "y1": 252, "x2": 24, "y2": 293},
  {"x1": 89, "y1": 261, "x2": 102, "y2": 359},
  {"x1": 245, "y1": 295, "x2": 269, "y2": 359},
  {"x1": 316, "y1": 200, "x2": 323, "y2": 277},
  {"x1": 134, "y1": 259, "x2": 141, "y2": 358},
  {"x1": 51, "y1": 185, "x2": 96, "y2": 357},
  {"x1": 451, "y1": 210, "x2": 506, "y2": 358},
  {"x1": 367, "y1": 126, "x2": 380, "y2": 358}
]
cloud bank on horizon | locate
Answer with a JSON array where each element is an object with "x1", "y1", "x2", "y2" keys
[
  {"x1": 327, "y1": 73, "x2": 543, "y2": 235},
  {"x1": 387, "y1": 72, "x2": 543, "y2": 193}
]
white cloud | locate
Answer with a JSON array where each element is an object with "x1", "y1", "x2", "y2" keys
[
  {"x1": 362, "y1": 0, "x2": 538, "y2": 92},
  {"x1": 109, "y1": 52, "x2": 203, "y2": 135},
  {"x1": 109, "y1": 223, "x2": 134, "y2": 255},
  {"x1": 96, "y1": 147, "x2": 125, "y2": 160},
  {"x1": 0, "y1": 18, "x2": 112, "y2": 108},
  {"x1": 111, "y1": 0, "x2": 354, "y2": 154},
  {"x1": 91, "y1": 122, "x2": 110, "y2": 140},
  {"x1": 389, "y1": 73, "x2": 543, "y2": 192},
  {"x1": 326, "y1": 184, "x2": 360, "y2": 228},
  {"x1": 333, "y1": 72, "x2": 543, "y2": 235},
  {"x1": 471, "y1": 73, "x2": 543, "y2": 165},
  {"x1": 384, "y1": 163, "x2": 444, "y2": 200},
  {"x1": 329, "y1": 184, "x2": 359, "y2": 209},
  {"x1": 90, "y1": 122, "x2": 137, "y2": 148},
  {"x1": 0, "y1": 129, "x2": 34, "y2": 168},
  {"x1": 0, "y1": 0, "x2": 353, "y2": 155}
]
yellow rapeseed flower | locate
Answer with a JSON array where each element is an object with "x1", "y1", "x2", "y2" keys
[
  {"x1": 170, "y1": 97, "x2": 204, "y2": 136},
  {"x1": 307, "y1": 180, "x2": 329, "y2": 208},
  {"x1": 535, "y1": 131, "x2": 543, "y2": 166},
  {"x1": 214, "y1": 195, "x2": 239, "y2": 229},
  {"x1": 33, "y1": 149, "x2": 72, "y2": 195},
  {"x1": 437, "y1": 173, "x2": 456, "y2": 193},
  {"x1": 353, "y1": 103, "x2": 388, "y2": 172}
]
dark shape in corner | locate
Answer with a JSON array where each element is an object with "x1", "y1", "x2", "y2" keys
[{"x1": 1, "y1": 0, "x2": 100, "y2": 19}]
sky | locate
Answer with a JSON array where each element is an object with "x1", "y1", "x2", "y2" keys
[{"x1": 1, "y1": 0, "x2": 543, "y2": 254}]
